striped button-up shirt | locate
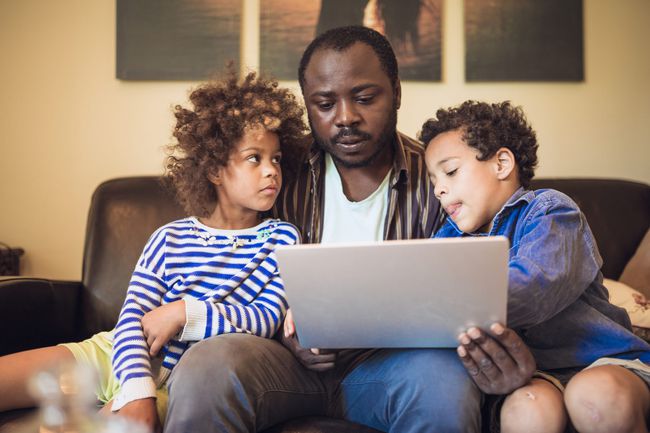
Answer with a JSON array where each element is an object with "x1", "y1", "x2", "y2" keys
[{"x1": 273, "y1": 132, "x2": 442, "y2": 243}]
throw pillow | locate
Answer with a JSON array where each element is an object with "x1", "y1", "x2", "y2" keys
[{"x1": 620, "y1": 228, "x2": 650, "y2": 298}]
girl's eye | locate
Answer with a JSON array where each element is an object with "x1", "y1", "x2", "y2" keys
[
  {"x1": 272, "y1": 155, "x2": 282, "y2": 164},
  {"x1": 446, "y1": 169, "x2": 458, "y2": 177},
  {"x1": 247, "y1": 155, "x2": 260, "y2": 163}
]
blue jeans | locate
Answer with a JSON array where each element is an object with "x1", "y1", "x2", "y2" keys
[{"x1": 164, "y1": 334, "x2": 481, "y2": 433}]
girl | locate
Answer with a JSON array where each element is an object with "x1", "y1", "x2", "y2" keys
[{"x1": 0, "y1": 70, "x2": 308, "y2": 432}]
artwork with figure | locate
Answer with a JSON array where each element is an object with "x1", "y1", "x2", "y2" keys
[
  {"x1": 261, "y1": 0, "x2": 442, "y2": 81},
  {"x1": 116, "y1": 0, "x2": 241, "y2": 80},
  {"x1": 465, "y1": 0, "x2": 583, "y2": 81}
]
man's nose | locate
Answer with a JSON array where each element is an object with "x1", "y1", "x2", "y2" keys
[{"x1": 335, "y1": 100, "x2": 360, "y2": 127}]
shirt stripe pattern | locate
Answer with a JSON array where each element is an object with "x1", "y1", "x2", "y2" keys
[{"x1": 110, "y1": 217, "x2": 299, "y2": 408}]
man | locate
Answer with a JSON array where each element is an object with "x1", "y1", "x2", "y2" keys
[{"x1": 164, "y1": 26, "x2": 534, "y2": 433}]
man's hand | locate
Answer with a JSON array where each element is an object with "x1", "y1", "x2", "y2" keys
[
  {"x1": 281, "y1": 308, "x2": 337, "y2": 371},
  {"x1": 142, "y1": 300, "x2": 186, "y2": 357},
  {"x1": 457, "y1": 322, "x2": 536, "y2": 395},
  {"x1": 100, "y1": 398, "x2": 161, "y2": 433}
]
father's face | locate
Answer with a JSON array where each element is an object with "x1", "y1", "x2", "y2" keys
[{"x1": 302, "y1": 42, "x2": 400, "y2": 168}]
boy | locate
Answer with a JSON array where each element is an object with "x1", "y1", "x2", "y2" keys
[{"x1": 420, "y1": 100, "x2": 650, "y2": 433}]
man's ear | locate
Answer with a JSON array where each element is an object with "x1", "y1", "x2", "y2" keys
[
  {"x1": 495, "y1": 147, "x2": 516, "y2": 180},
  {"x1": 394, "y1": 79, "x2": 402, "y2": 110}
]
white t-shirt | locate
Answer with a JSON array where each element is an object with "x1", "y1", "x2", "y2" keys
[{"x1": 319, "y1": 153, "x2": 391, "y2": 244}]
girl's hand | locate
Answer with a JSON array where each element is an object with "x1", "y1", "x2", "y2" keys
[
  {"x1": 284, "y1": 308, "x2": 296, "y2": 338},
  {"x1": 141, "y1": 300, "x2": 186, "y2": 357},
  {"x1": 101, "y1": 398, "x2": 162, "y2": 433}
]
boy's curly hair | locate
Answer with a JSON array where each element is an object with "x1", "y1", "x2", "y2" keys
[
  {"x1": 419, "y1": 101, "x2": 538, "y2": 188},
  {"x1": 165, "y1": 70, "x2": 308, "y2": 217}
]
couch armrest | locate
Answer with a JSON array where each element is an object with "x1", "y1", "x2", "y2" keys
[{"x1": 0, "y1": 277, "x2": 83, "y2": 355}]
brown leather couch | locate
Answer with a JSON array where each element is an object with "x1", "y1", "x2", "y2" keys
[{"x1": 1, "y1": 176, "x2": 649, "y2": 433}]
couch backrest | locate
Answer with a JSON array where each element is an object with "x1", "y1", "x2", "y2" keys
[
  {"x1": 79, "y1": 176, "x2": 649, "y2": 335},
  {"x1": 80, "y1": 177, "x2": 185, "y2": 337},
  {"x1": 530, "y1": 178, "x2": 650, "y2": 280}
]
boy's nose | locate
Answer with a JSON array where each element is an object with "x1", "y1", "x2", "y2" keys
[{"x1": 434, "y1": 183, "x2": 446, "y2": 199}]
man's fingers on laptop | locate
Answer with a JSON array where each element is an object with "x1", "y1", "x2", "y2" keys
[
  {"x1": 490, "y1": 324, "x2": 536, "y2": 365},
  {"x1": 488, "y1": 323, "x2": 536, "y2": 386},
  {"x1": 468, "y1": 327, "x2": 517, "y2": 373},
  {"x1": 457, "y1": 345, "x2": 492, "y2": 390},
  {"x1": 299, "y1": 348, "x2": 336, "y2": 371}
]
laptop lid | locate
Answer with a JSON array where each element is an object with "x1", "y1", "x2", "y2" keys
[{"x1": 275, "y1": 236, "x2": 509, "y2": 349}]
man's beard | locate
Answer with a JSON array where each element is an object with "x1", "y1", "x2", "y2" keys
[{"x1": 311, "y1": 108, "x2": 398, "y2": 169}]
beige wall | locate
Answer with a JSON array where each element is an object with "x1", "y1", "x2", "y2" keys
[{"x1": 1, "y1": 0, "x2": 649, "y2": 280}]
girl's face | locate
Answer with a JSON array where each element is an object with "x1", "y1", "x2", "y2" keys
[{"x1": 214, "y1": 128, "x2": 282, "y2": 217}]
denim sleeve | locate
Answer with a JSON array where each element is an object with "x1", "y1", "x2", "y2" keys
[{"x1": 507, "y1": 194, "x2": 602, "y2": 329}]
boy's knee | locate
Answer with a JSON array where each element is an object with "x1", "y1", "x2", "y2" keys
[
  {"x1": 565, "y1": 366, "x2": 645, "y2": 432},
  {"x1": 500, "y1": 379, "x2": 566, "y2": 433}
]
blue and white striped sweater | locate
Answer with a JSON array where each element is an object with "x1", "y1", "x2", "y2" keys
[{"x1": 110, "y1": 217, "x2": 299, "y2": 409}]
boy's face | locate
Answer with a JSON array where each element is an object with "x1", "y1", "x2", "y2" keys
[
  {"x1": 425, "y1": 129, "x2": 505, "y2": 233},
  {"x1": 214, "y1": 129, "x2": 282, "y2": 216}
]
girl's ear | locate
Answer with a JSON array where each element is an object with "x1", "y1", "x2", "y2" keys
[
  {"x1": 208, "y1": 171, "x2": 221, "y2": 186},
  {"x1": 495, "y1": 147, "x2": 516, "y2": 180}
]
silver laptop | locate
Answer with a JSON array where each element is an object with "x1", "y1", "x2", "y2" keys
[{"x1": 275, "y1": 236, "x2": 509, "y2": 349}]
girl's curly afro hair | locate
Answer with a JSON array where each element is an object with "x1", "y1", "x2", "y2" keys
[
  {"x1": 419, "y1": 101, "x2": 539, "y2": 188},
  {"x1": 165, "y1": 70, "x2": 309, "y2": 217}
]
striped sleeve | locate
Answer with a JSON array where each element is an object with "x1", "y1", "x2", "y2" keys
[
  {"x1": 110, "y1": 227, "x2": 169, "y2": 411},
  {"x1": 180, "y1": 222, "x2": 299, "y2": 341}
]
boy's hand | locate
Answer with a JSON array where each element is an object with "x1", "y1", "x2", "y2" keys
[
  {"x1": 100, "y1": 398, "x2": 161, "y2": 433},
  {"x1": 142, "y1": 300, "x2": 186, "y2": 357},
  {"x1": 457, "y1": 322, "x2": 536, "y2": 395},
  {"x1": 280, "y1": 309, "x2": 337, "y2": 371}
]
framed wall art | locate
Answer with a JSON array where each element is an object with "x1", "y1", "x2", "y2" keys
[
  {"x1": 260, "y1": 0, "x2": 442, "y2": 81},
  {"x1": 116, "y1": 0, "x2": 241, "y2": 80},
  {"x1": 465, "y1": 0, "x2": 584, "y2": 82}
]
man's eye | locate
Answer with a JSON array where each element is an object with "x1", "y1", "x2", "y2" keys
[
  {"x1": 317, "y1": 101, "x2": 333, "y2": 110},
  {"x1": 356, "y1": 95, "x2": 374, "y2": 104}
]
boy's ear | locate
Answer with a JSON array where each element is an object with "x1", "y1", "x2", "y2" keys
[{"x1": 495, "y1": 147, "x2": 516, "y2": 180}]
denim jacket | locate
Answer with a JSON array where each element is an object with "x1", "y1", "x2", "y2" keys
[{"x1": 435, "y1": 188, "x2": 650, "y2": 371}]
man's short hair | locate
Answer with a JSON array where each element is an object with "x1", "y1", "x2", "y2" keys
[{"x1": 298, "y1": 25, "x2": 399, "y2": 91}]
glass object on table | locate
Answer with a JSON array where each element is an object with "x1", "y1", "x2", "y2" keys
[{"x1": 15, "y1": 361, "x2": 150, "y2": 433}]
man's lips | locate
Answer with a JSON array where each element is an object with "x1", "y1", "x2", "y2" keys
[{"x1": 336, "y1": 136, "x2": 366, "y2": 145}]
